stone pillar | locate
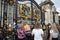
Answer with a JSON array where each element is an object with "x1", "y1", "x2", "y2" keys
[
  {"x1": 55, "y1": 13, "x2": 59, "y2": 23},
  {"x1": 45, "y1": 9, "x2": 53, "y2": 24},
  {"x1": 42, "y1": 0, "x2": 50, "y2": 2},
  {"x1": 45, "y1": 9, "x2": 51, "y2": 24},
  {"x1": 50, "y1": 10, "x2": 53, "y2": 24},
  {"x1": 40, "y1": 0, "x2": 54, "y2": 24},
  {"x1": 0, "y1": 0, "x2": 1, "y2": 17},
  {"x1": 1, "y1": 1, "x2": 4, "y2": 27},
  {"x1": 7, "y1": 5, "x2": 14, "y2": 27}
]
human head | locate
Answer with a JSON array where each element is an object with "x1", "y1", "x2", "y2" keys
[
  {"x1": 9, "y1": 24, "x2": 12, "y2": 27},
  {"x1": 42, "y1": 23, "x2": 46, "y2": 26},
  {"x1": 55, "y1": 23, "x2": 59, "y2": 28},
  {"x1": 7, "y1": 24, "x2": 12, "y2": 31},
  {"x1": 52, "y1": 23, "x2": 58, "y2": 32},
  {"x1": 18, "y1": 21, "x2": 23, "y2": 28},
  {"x1": 23, "y1": 22, "x2": 27, "y2": 25},
  {"x1": 8, "y1": 24, "x2": 12, "y2": 29},
  {"x1": 42, "y1": 23, "x2": 46, "y2": 27},
  {"x1": 34, "y1": 23, "x2": 40, "y2": 29},
  {"x1": 47, "y1": 23, "x2": 52, "y2": 28}
]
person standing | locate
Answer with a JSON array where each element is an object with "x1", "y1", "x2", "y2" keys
[
  {"x1": 42, "y1": 23, "x2": 47, "y2": 40},
  {"x1": 23, "y1": 22, "x2": 31, "y2": 40},
  {"x1": 32, "y1": 23, "x2": 44, "y2": 40},
  {"x1": 17, "y1": 21, "x2": 26, "y2": 40},
  {"x1": 49, "y1": 23, "x2": 59, "y2": 40},
  {"x1": 47, "y1": 23, "x2": 52, "y2": 40},
  {"x1": 42, "y1": 23, "x2": 46, "y2": 31}
]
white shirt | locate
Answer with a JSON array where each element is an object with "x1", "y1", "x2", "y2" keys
[
  {"x1": 32, "y1": 29, "x2": 44, "y2": 40},
  {"x1": 50, "y1": 30, "x2": 59, "y2": 38}
]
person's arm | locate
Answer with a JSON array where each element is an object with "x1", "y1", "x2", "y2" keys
[
  {"x1": 49, "y1": 30, "x2": 53, "y2": 40},
  {"x1": 43, "y1": 32, "x2": 47, "y2": 38},
  {"x1": 41, "y1": 29, "x2": 44, "y2": 38},
  {"x1": 31, "y1": 29, "x2": 34, "y2": 36},
  {"x1": 41, "y1": 33, "x2": 44, "y2": 38},
  {"x1": 31, "y1": 33, "x2": 34, "y2": 37},
  {"x1": 49, "y1": 33, "x2": 52, "y2": 40}
]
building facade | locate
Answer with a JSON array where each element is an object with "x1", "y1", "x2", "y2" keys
[
  {"x1": 40, "y1": 0, "x2": 59, "y2": 24},
  {"x1": 0, "y1": 0, "x2": 41, "y2": 27},
  {"x1": 0, "y1": 0, "x2": 59, "y2": 27},
  {"x1": 17, "y1": 2, "x2": 41, "y2": 24},
  {"x1": 0, "y1": 0, "x2": 15, "y2": 27}
]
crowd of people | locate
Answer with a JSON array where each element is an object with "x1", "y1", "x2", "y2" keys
[{"x1": 0, "y1": 21, "x2": 60, "y2": 40}]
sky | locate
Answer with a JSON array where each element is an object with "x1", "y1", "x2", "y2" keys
[{"x1": 35, "y1": 0, "x2": 60, "y2": 15}]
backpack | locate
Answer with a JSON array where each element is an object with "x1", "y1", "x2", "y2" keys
[{"x1": 17, "y1": 28, "x2": 26, "y2": 39}]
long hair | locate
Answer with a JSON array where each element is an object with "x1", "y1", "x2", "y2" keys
[
  {"x1": 18, "y1": 21, "x2": 23, "y2": 28},
  {"x1": 34, "y1": 23, "x2": 40, "y2": 29},
  {"x1": 52, "y1": 23, "x2": 59, "y2": 33}
]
